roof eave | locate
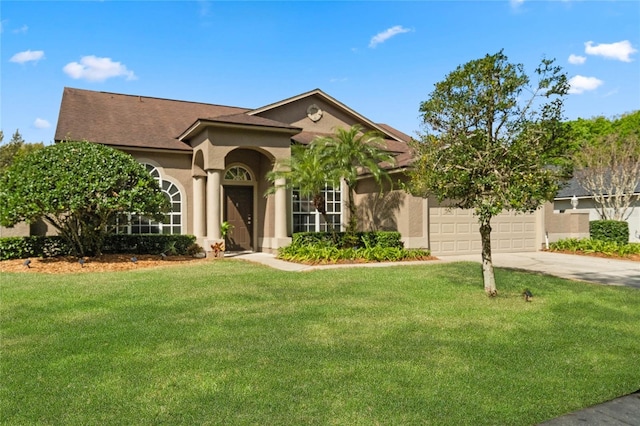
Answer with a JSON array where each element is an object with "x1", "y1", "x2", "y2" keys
[
  {"x1": 555, "y1": 192, "x2": 640, "y2": 201},
  {"x1": 178, "y1": 119, "x2": 302, "y2": 141},
  {"x1": 53, "y1": 139, "x2": 193, "y2": 154}
]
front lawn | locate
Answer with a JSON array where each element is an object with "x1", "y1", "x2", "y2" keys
[{"x1": 2, "y1": 261, "x2": 639, "y2": 425}]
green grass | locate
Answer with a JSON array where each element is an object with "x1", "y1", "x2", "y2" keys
[{"x1": 2, "y1": 261, "x2": 639, "y2": 425}]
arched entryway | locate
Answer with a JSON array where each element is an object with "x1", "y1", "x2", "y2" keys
[{"x1": 223, "y1": 165, "x2": 255, "y2": 251}]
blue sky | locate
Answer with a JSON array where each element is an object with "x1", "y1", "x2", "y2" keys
[{"x1": 2, "y1": 0, "x2": 639, "y2": 144}]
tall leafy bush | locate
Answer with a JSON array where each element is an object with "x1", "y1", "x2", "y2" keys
[{"x1": 590, "y1": 220, "x2": 629, "y2": 245}]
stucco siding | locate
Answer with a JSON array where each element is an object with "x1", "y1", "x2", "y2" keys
[
  {"x1": 354, "y1": 174, "x2": 429, "y2": 249},
  {"x1": 554, "y1": 198, "x2": 640, "y2": 243},
  {"x1": 0, "y1": 222, "x2": 31, "y2": 238},
  {"x1": 257, "y1": 95, "x2": 376, "y2": 135}
]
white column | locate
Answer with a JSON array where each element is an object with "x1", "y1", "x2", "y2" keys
[
  {"x1": 192, "y1": 176, "x2": 206, "y2": 238},
  {"x1": 275, "y1": 177, "x2": 287, "y2": 239},
  {"x1": 206, "y1": 169, "x2": 222, "y2": 239}
]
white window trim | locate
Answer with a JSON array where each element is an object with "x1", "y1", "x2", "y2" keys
[{"x1": 115, "y1": 160, "x2": 187, "y2": 235}]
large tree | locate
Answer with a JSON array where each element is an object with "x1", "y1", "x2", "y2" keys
[
  {"x1": 573, "y1": 131, "x2": 640, "y2": 221},
  {"x1": 0, "y1": 141, "x2": 169, "y2": 257},
  {"x1": 0, "y1": 129, "x2": 44, "y2": 174},
  {"x1": 407, "y1": 50, "x2": 571, "y2": 296},
  {"x1": 314, "y1": 125, "x2": 395, "y2": 234},
  {"x1": 566, "y1": 111, "x2": 640, "y2": 221}
]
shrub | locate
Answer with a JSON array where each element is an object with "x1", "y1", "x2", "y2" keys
[
  {"x1": 290, "y1": 231, "x2": 404, "y2": 250},
  {"x1": 100, "y1": 234, "x2": 196, "y2": 255},
  {"x1": 0, "y1": 236, "x2": 72, "y2": 260},
  {"x1": 0, "y1": 234, "x2": 197, "y2": 260},
  {"x1": 0, "y1": 141, "x2": 169, "y2": 257},
  {"x1": 278, "y1": 244, "x2": 430, "y2": 264},
  {"x1": 186, "y1": 243, "x2": 205, "y2": 256},
  {"x1": 549, "y1": 237, "x2": 640, "y2": 258},
  {"x1": 590, "y1": 220, "x2": 629, "y2": 245},
  {"x1": 279, "y1": 231, "x2": 427, "y2": 264}
]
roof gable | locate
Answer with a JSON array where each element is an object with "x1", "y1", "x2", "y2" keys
[{"x1": 249, "y1": 89, "x2": 407, "y2": 143}]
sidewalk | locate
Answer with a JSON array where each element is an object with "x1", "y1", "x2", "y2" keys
[{"x1": 231, "y1": 250, "x2": 640, "y2": 425}]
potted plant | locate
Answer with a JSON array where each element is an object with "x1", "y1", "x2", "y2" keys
[
  {"x1": 220, "y1": 221, "x2": 234, "y2": 240},
  {"x1": 211, "y1": 221, "x2": 234, "y2": 258}
]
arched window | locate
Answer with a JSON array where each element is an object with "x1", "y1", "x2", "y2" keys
[
  {"x1": 114, "y1": 164, "x2": 183, "y2": 235},
  {"x1": 224, "y1": 166, "x2": 252, "y2": 182}
]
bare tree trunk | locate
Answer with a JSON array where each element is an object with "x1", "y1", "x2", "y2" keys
[
  {"x1": 347, "y1": 185, "x2": 358, "y2": 235},
  {"x1": 479, "y1": 219, "x2": 497, "y2": 297},
  {"x1": 44, "y1": 214, "x2": 84, "y2": 258}
]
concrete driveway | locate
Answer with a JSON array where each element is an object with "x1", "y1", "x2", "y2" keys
[
  {"x1": 235, "y1": 251, "x2": 640, "y2": 289},
  {"x1": 236, "y1": 251, "x2": 640, "y2": 289},
  {"x1": 438, "y1": 251, "x2": 640, "y2": 289}
]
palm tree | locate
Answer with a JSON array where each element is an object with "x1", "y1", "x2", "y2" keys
[
  {"x1": 314, "y1": 125, "x2": 395, "y2": 234},
  {"x1": 266, "y1": 143, "x2": 340, "y2": 232}
]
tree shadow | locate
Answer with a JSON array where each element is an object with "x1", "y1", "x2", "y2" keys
[{"x1": 357, "y1": 191, "x2": 405, "y2": 231}]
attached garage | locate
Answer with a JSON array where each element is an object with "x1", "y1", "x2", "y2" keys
[{"x1": 428, "y1": 201, "x2": 539, "y2": 256}]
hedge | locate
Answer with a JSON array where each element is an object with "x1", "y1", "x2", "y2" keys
[
  {"x1": 0, "y1": 234, "x2": 197, "y2": 261},
  {"x1": 589, "y1": 220, "x2": 629, "y2": 245},
  {"x1": 291, "y1": 231, "x2": 404, "y2": 249},
  {"x1": 0, "y1": 236, "x2": 71, "y2": 260}
]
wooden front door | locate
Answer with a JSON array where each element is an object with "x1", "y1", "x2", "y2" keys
[{"x1": 224, "y1": 186, "x2": 253, "y2": 251}]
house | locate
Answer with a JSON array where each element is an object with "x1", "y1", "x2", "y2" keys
[
  {"x1": 52, "y1": 87, "x2": 546, "y2": 255},
  {"x1": 551, "y1": 176, "x2": 640, "y2": 243}
]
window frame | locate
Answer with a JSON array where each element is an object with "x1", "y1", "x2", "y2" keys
[{"x1": 292, "y1": 183, "x2": 342, "y2": 233}]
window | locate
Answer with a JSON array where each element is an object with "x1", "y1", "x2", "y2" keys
[
  {"x1": 292, "y1": 184, "x2": 341, "y2": 233},
  {"x1": 114, "y1": 164, "x2": 183, "y2": 235},
  {"x1": 225, "y1": 166, "x2": 252, "y2": 182}
]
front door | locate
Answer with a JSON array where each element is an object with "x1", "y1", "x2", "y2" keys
[{"x1": 224, "y1": 186, "x2": 253, "y2": 251}]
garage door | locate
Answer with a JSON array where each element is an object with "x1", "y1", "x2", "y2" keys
[{"x1": 429, "y1": 206, "x2": 538, "y2": 255}]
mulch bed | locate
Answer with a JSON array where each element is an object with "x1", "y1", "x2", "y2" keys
[
  {"x1": 2, "y1": 251, "x2": 636, "y2": 275},
  {"x1": 0, "y1": 254, "x2": 209, "y2": 274}
]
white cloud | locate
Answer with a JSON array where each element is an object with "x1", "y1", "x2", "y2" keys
[
  {"x1": 33, "y1": 118, "x2": 50, "y2": 129},
  {"x1": 13, "y1": 24, "x2": 28, "y2": 34},
  {"x1": 10, "y1": 50, "x2": 45, "y2": 64},
  {"x1": 510, "y1": 0, "x2": 525, "y2": 8},
  {"x1": 568, "y1": 54, "x2": 586, "y2": 65},
  {"x1": 63, "y1": 55, "x2": 137, "y2": 82},
  {"x1": 584, "y1": 40, "x2": 637, "y2": 62},
  {"x1": 568, "y1": 75, "x2": 603, "y2": 94},
  {"x1": 369, "y1": 25, "x2": 412, "y2": 48}
]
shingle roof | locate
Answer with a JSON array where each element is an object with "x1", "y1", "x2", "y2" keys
[
  {"x1": 376, "y1": 123, "x2": 413, "y2": 143},
  {"x1": 55, "y1": 87, "x2": 414, "y2": 168},
  {"x1": 556, "y1": 175, "x2": 640, "y2": 199},
  {"x1": 55, "y1": 87, "x2": 251, "y2": 151}
]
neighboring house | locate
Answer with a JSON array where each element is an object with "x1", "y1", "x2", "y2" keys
[
  {"x1": 552, "y1": 176, "x2": 640, "y2": 243},
  {"x1": 49, "y1": 87, "x2": 546, "y2": 255}
]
